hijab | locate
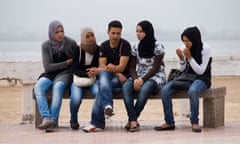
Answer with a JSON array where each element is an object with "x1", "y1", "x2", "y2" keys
[
  {"x1": 137, "y1": 20, "x2": 156, "y2": 58},
  {"x1": 48, "y1": 20, "x2": 65, "y2": 51},
  {"x1": 181, "y1": 26, "x2": 203, "y2": 64},
  {"x1": 80, "y1": 27, "x2": 97, "y2": 55}
]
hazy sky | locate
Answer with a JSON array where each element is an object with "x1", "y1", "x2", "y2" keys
[{"x1": 0, "y1": 0, "x2": 239, "y2": 40}]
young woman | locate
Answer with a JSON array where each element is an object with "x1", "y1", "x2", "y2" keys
[
  {"x1": 69, "y1": 27, "x2": 99, "y2": 130},
  {"x1": 34, "y1": 20, "x2": 77, "y2": 130},
  {"x1": 122, "y1": 20, "x2": 165, "y2": 132},
  {"x1": 155, "y1": 26, "x2": 212, "y2": 133}
]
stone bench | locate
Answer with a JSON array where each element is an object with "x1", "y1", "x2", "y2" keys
[{"x1": 33, "y1": 86, "x2": 226, "y2": 128}]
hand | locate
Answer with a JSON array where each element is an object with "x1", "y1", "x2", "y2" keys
[
  {"x1": 106, "y1": 63, "x2": 116, "y2": 73},
  {"x1": 133, "y1": 78, "x2": 143, "y2": 91},
  {"x1": 116, "y1": 73, "x2": 127, "y2": 85},
  {"x1": 176, "y1": 48, "x2": 184, "y2": 61},
  {"x1": 183, "y1": 48, "x2": 192, "y2": 61},
  {"x1": 87, "y1": 67, "x2": 99, "y2": 77},
  {"x1": 66, "y1": 58, "x2": 73, "y2": 65}
]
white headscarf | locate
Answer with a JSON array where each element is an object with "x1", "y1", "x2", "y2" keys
[{"x1": 80, "y1": 27, "x2": 97, "y2": 54}]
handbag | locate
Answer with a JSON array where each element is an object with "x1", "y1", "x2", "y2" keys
[
  {"x1": 171, "y1": 62, "x2": 197, "y2": 90},
  {"x1": 167, "y1": 68, "x2": 181, "y2": 82},
  {"x1": 72, "y1": 47, "x2": 96, "y2": 87},
  {"x1": 73, "y1": 74, "x2": 96, "y2": 87}
]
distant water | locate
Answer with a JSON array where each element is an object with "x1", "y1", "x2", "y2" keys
[{"x1": 0, "y1": 40, "x2": 240, "y2": 61}]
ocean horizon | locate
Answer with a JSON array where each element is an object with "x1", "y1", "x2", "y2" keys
[{"x1": 0, "y1": 40, "x2": 240, "y2": 62}]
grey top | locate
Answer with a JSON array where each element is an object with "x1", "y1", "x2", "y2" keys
[{"x1": 40, "y1": 36, "x2": 77, "y2": 84}]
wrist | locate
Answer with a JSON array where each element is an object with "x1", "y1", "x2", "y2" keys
[{"x1": 180, "y1": 60, "x2": 185, "y2": 65}]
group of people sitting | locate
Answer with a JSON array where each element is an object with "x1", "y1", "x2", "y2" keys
[{"x1": 33, "y1": 19, "x2": 212, "y2": 133}]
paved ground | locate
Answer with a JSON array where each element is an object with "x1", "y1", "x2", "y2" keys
[{"x1": 1, "y1": 120, "x2": 240, "y2": 144}]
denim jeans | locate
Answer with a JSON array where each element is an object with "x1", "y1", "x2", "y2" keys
[
  {"x1": 34, "y1": 77, "x2": 67, "y2": 126},
  {"x1": 70, "y1": 82, "x2": 98, "y2": 124},
  {"x1": 122, "y1": 79, "x2": 158, "y2": 121},
  {"x1": 90, "y1": 71, "x2": 122, "y2": 129},
  {"x1": 161, "y1": 79, "x2": 207, "y2": 125}
]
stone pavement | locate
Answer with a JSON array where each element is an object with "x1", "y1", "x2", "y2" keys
[{"x1": 1, "y1": 120, "x2": 240, "y2": 144}]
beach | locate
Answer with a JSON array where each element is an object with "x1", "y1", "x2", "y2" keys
[
  {"x1": 0, "y1": 58, "x2": 240, "y2": 125},
  {"x1": 0, "y1": 76, "x2": 239, "y2": 125}
]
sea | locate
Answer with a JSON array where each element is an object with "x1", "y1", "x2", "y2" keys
[{"x1": 0, "y1": 40, "x2": 240, "y2": 61}]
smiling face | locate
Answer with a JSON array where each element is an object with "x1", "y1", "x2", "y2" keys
[
  {"x1": 136, "y1": 25, "x2": 146, "y2": 41},
  {"x1": 54, "y1": 26, "x2": 64, "y2": 42},
  {"x1": 182, "y1": 35, "x2": 192, "y2": 49}
]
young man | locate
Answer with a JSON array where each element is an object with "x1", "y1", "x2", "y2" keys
[{"x1": 83, "y1": 20, "x2": 131, "y2": 132}]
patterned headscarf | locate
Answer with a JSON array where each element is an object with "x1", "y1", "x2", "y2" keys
[
  {"x1": 80, "y1": 27, "x2": 97, "y2": 54},
  {"x1": 48, "y1": 20, "x2": 65, "y2": 50}
]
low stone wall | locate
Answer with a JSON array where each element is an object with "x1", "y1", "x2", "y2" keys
[{"x1": 1, "y1": 56, "x2": 240, "y2": 85}]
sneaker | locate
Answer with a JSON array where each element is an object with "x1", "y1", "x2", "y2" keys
[
  {"x1": 82, "y1": 124, "x2": 103, "y2": 133},
  {"x1": 104, "y1": 105, "x2": 114, "y2": 117}
]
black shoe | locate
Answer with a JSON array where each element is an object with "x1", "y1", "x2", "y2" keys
[
  {"x1": 154, "y1": 124, "x2": 175, "y2": 131},
  {"x1": 70, "y1": 122, "x2": 80, "y2": 130},
  {"x1": 37, "y1": 119, "x2": 54, "y2": 130}
]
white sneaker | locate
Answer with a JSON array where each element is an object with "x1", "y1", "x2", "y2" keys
[
  {"x1": 82, "y1": 124, "x2": 103, "y2": 133},
  {"x1": 104, "y1": 105, "x2": 114, "y2": 117}
]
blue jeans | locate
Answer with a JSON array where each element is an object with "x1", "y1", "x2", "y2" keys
[
  {"x1": 122, "y1": 79, "x2": 158, "y2": 121},
  {"x1": 90, "y1": 71, "x2": 122, "y2": 129},
  {"x1": 70, "y1": 82, "x2": 98, "y2": 124},
  {"x1": 34, "y1": 77, "x2": 67, "y2": 126},
  {"x1": 161, "y1": 79, "x2": 207, "y2": 125}
]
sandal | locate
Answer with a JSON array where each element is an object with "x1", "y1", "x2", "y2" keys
[
  {"x1": 124, "y1": 122, "x2": 130, "y2": 130},
  {"x1": 129, "y1": 121, "x2": 140, "y2": 132},
  {"x1": 125, "y1": 121, "x2": 140, "y2": 131},
  {"x1": 192, "y1": 124, "x2": 202, "y2": 133}
]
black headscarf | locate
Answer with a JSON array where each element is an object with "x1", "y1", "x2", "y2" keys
[
  {"x1": 181, "y1": 26, "x2": 203, "y2": 64},
  {"x1": 137, "y1": 20, "x2": 156, "y2": 58}
]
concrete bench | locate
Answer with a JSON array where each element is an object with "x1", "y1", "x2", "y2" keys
[
  {"x1": 33, "y1": 86, "x2": 226, "y2": 128},
  {"x1": 0, "y1": 61, "x2": 229, "y2": 129}
]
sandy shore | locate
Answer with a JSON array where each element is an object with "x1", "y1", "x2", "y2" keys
[{"x1": 0, "y1": 76, "x2": 239, "y2": 125}]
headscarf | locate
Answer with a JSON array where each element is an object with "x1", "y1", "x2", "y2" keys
[
  {"x1": 48, "y1": 20, "x2": 65, "y2": 51},
  {"x1": 181, "y1": 26, "x2": 203, "y2": 64},
  {"x1": 80, "y1": 27, "x2": 97, "y2": 55},
  {"x1": 137, "y1": 20, "x2": 156, "y2": 58}
]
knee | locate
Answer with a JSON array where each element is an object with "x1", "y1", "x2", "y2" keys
[
  {"x1": 123, "y1": 80, "x2": 132, "y2": 90},
  {"x1": 99, "y1": 71, "x2": 110, "y2": 78},
  {"x1": 53, "y1": 81, "x2": 66, "y2": 90},
  {"x1": 187, "y1": 88, "x2": 198, "y2": 98},
  {"x1": 160, "y1": 86, "x2": 169, "y2": 97},
  {"x1": 34, "y1": 84, "x2": 47, "y2": 96}
]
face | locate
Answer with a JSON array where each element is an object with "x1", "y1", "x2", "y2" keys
[
  {"x1": 182, "y1": 35, "x2": 192, "y2": 49},
  {"x1": 108, "y1": 27, "x2": 122, "y2": 45},
  {"x1": 85, "y1": 32, "x2": 96, "y2": 45},
  {"x1": 54, "y1": 26, "x2": 64, "y2": 42},
  {"x1": 136, "y1": 25, "x2": 146, "y2": 41}
]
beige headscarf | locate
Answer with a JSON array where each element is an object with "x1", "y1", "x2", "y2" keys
[{"x1": 80, "y1": 27, "x2": 97, "y2": 55}]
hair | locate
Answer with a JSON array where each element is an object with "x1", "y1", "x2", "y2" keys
[
  {"x1": 181, "y1": 26, "x2": 203, "y2": 64},
  {"x1": 108, "y1": 20, "x2": 122, "y2": 30}
]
